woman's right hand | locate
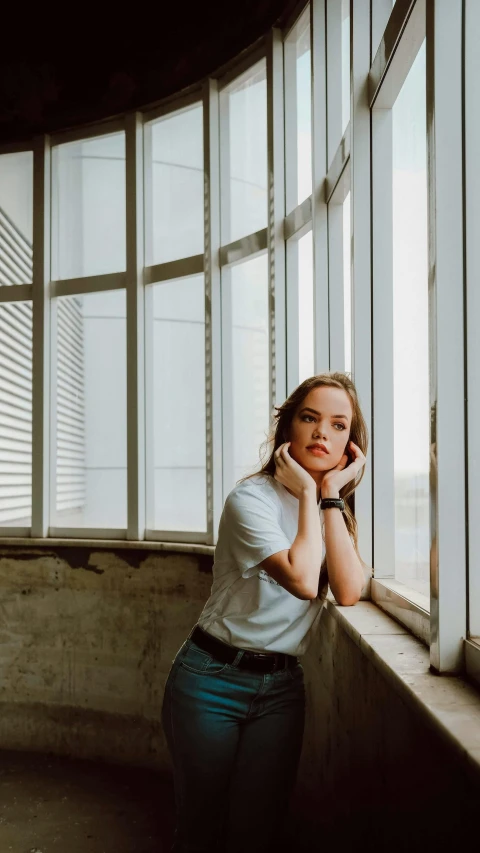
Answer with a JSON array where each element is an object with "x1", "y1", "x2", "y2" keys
[{"x1": 274, "y1": 442, "x2": 316, "y2": 499}]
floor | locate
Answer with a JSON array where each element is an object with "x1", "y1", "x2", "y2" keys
[{"x1": 0, "y1": 751, "x2": 175, "y2": 852}]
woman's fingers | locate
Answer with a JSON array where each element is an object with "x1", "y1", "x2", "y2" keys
[{"x1": 333, "y1": 454, "x2": 348, "y2": 471}]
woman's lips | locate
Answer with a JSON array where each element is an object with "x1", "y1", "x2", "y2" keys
[{"x1": 306, "y1": 446, "x2": 329, "y2": 456}]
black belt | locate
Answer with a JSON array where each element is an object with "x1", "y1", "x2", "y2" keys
[{"x1": 191, "y1": 625, "x2": 297, "y2": 674}]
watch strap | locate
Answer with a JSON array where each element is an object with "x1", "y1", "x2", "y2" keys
[{"x1": 320, "y1": 497, "x2": 345, "y2": 511}]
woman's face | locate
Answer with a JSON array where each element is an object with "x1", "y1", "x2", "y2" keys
[{"x1": 287, "y1": 385, "x2": 353, "y2": 474}]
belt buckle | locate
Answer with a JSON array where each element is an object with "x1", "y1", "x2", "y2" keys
[{"x1": 255, "y1": 652, "x2": 282, "y2": 672}]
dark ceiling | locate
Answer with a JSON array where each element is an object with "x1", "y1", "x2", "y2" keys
[{"x1": 1, "y1": 1, "x2": 297, "y2": 144}]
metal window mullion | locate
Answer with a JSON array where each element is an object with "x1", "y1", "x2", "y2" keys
[
  {"x1": 351, "y1": 0, "x2": 372, "y2": 566},
  {"x1": 312, "y1": 0, "x2": 329, "y2": 374},
  {"x1": 125, "y1": 112, "x2": 146, "y2": 541},
  {"x1": 371, "y1": 107, "x2": 395, "y2": 579},
  {"x1": 31, "y1": 136, "x2": 51, "y2": 538},
  {"x1": 267, "y1": 28, "x2": 287, "y2": 409},
  {"x1": 204, "y1": 79, "x2": 223, "y2": 543},
  {"x1": 427, "y1": 1, "x2": 466, "y2": 673},
  {"x1": 465, "y1": 0, "x2": 480, "y2": 641},
  {"x1": 326, "y1": 0, "x2": 343, "y2": 168},
  {"x1": 327, "y1": 201, "x2": 345, "y2": 370}
]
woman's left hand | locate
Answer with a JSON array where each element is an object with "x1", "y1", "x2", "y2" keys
[{"x1": 321, "y1": 441, "x2": 366, "y2": 499}]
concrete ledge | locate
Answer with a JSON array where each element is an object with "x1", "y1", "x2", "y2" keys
[
  {"x1": 325, "y1": 598, "x2": 480, "y2": 781},
  {"x1": 0, "y1": 537, "x2": 215, "y2": 557}
]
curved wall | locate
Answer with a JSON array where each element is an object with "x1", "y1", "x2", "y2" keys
[{"x1": 0, "y1": 544, "x2": 212, "y2": 769}]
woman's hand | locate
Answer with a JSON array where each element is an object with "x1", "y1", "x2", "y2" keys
[
  {"x1": 274, "y1": 442, "x2": 316, "y2": 499},
  {"x1": 321, "y1": 441, "x2": 366, "y2": 499}
]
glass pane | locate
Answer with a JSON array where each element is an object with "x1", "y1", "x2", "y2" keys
[
  {"x1": 298, "y1": 230, "x2": 314, "y2": 383},
  {"x1": 343, "y1": 193, "x2": 351, "y2": 374},
  {"x1": 229, "y1": 255, "x2": 270, "y2": 486},
  {"x1": 297, "y1": 12, "x2": 312, "y2": 205},
  {"x1": 341, "y1": 0, "x2": 350, "y2": 134},
  {"x1": 52, "y1": 133, "x2": 126, "y2": 280},
  {"x1": 150, "y1": 274, "x2": 206, "y2": 531},
  {"x1": 52, "y1": 289, "x2": 127, "y2": 528},
  {"x1": 0, "y1": 301, "x2": 32, "y2": 526},
  {"x1": 0, "y1": 152, "x2": 33, "y2": 286},
  {"x1": 222, "y1": 60, "x2": 267, "y2": 244},
  {"x1": 146, "y1": 104, "x2": 204, "y2": 266},
  {"x1": 392, "y1": 42, "x2": 429, "y2": 596}
]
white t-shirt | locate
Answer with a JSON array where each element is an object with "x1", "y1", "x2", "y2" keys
[{"x1": 197, "y1": 473, "x2": 325, "y2": 656}]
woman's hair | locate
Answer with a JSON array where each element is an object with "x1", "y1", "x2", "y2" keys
[{"x1": 241, "y1": 372, "x2": 369, "y2": 599}]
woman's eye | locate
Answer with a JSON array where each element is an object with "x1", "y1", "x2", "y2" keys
[
  {"x1": 302, "y1": 415, "x2": 315, "y2": 422},
  {"x1": 334, "y1": 423, "x2": 346, "y2": 430}
]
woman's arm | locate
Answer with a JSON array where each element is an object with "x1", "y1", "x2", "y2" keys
[
  {"x1": 320, "y1": 441, "x2": 367, "y2": 605},
  {"x1": 261, "y1": 484, "x2": 323, "y2": 600},
  {"x1": 260, "y1": 443, "x2": 323, "y2": 600},
  {"x1": 321, "y1": 501, "x2": 365, "y2": 605}
]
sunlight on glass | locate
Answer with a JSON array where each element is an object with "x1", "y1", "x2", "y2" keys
[
  {"x1": 52, "y1": 290, "x2": 127, "y2": 529},
  {"x1": 223, "y1": 61, "x2": 267, "y2": 244},
  {"x1": 341, "y1": 0, "x2": 350, "y2": 135},
  {"x1": 0, "y1": 301, "x2": 32, "y2": 526},
  {"x1": 296, "y1": 14, "x2": 312, "y2": 204},
  {"x1": 52, "y1": 133, "x2": 126, "y2": 280},
  {"x1": 230, "y1": 255, "x2": 270, "y2": 485},
  {"x1": 392, "y1": 42, "x2": 429, "y2": 596},
  {"x1": 147, "y1": 105, "x2": 204, "y2": 266},
  {"x1": 151, "y1": 275, "x2": 206, "y2": 531},
  {"x1": 298, "y1": 230, "x2": 314, "y2": 382},
  {"x1": 0, "y1": 152, "x2": 33, "y2": 286}
]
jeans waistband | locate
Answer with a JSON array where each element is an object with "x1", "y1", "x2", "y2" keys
[{"x1": 191, "y1": 625, "x2": 297, "y2": 674}]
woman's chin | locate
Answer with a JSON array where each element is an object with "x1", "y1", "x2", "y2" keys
[{"x1": 298, "y1": 455, "x2": 333, "y2": 471}]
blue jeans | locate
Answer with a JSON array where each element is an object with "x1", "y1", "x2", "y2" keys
[{"x1": 161, "y1": 632, "x2": 306, "y2": 853}]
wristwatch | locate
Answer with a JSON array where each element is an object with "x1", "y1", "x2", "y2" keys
[{"x1": 320, "y1": 497, "x2": 345, "y2": 511}]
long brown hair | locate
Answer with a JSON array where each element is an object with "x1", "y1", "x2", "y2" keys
[{"x1": 240, "y1": 372, "x2": 369, "y2": 599}]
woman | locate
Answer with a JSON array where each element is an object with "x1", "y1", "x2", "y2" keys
[{"x1": 162, "y1": 372, "x2": 369, "y2": 853}]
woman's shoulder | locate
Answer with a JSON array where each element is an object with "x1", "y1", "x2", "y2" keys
[{"x1": 225, "y1": 473, "x2": 280, "y2": 510}]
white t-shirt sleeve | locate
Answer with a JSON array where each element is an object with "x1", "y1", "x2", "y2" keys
[{"x1": 223, "y1": 487, "x2": 292, "y2": 579}]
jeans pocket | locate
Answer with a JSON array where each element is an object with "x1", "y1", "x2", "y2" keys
[{"x1": 178, "y1": 641, "x2": 231, "y2": 676}]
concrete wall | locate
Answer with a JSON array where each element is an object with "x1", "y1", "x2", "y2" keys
[
  {"x1": 0, "y1": 544, "x2": 211, "y2": 770},
  {"x1": 0, "y1": 544, "x2": 478, "y2": 851},
  {"x1": 295, "y1": 604, "x2": 480, "y2": 850}
]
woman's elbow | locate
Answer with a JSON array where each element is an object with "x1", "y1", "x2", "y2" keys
[{"x1": 335, "y1": 593, "x2": 361, "y2": 607}]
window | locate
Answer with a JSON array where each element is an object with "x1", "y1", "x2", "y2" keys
[
  {"x1": 0, "y1": 152, "x2": 34, "y2": 528},
  {"x1": 52, "y1": 133, "x2": 126, "y2": 280},
  {"x1": 220, "y1": 61, "x2": 267, "y2": 244},
  {"x1": 51, "y1": 289, "x2": 127, "y2": 530},
  {"x1": 0, "y1": 152, "x2": 33, "y2": 286},
  {"x1": 298, "y1": 230, "x2": 314, "y2": 383},
  {"x1": 147, "y1": 274, "x2": 206, "y2": 533},
  {"x1": 392, "y1": 43, "x2": 429, "y2": 596},
  {"x1": 144, "y1": 103, "x2": 204, "y2": 266},
  {"x1": 341, "y1": 0, "x2": 350, "y2": 136},
  {"x1": 0, "y1": 301, "x2": 32, "y2": 527},
  {"x1": 285, "y1": 7, "x2": 312, "y2": 209},
  {"x1": 222, "y1": 255, "x2": 270, "y2": 494}
]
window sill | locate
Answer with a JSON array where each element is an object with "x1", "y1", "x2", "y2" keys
[
  {"x1": 0, "y1": 536, "x2": 215, "y2": 557},
  {"x1": 371, "y1": 577, "x2": 430, "y2": 645},
  {"x1": 324, "y1": 598, "x2": 480, "y2": 782}
]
